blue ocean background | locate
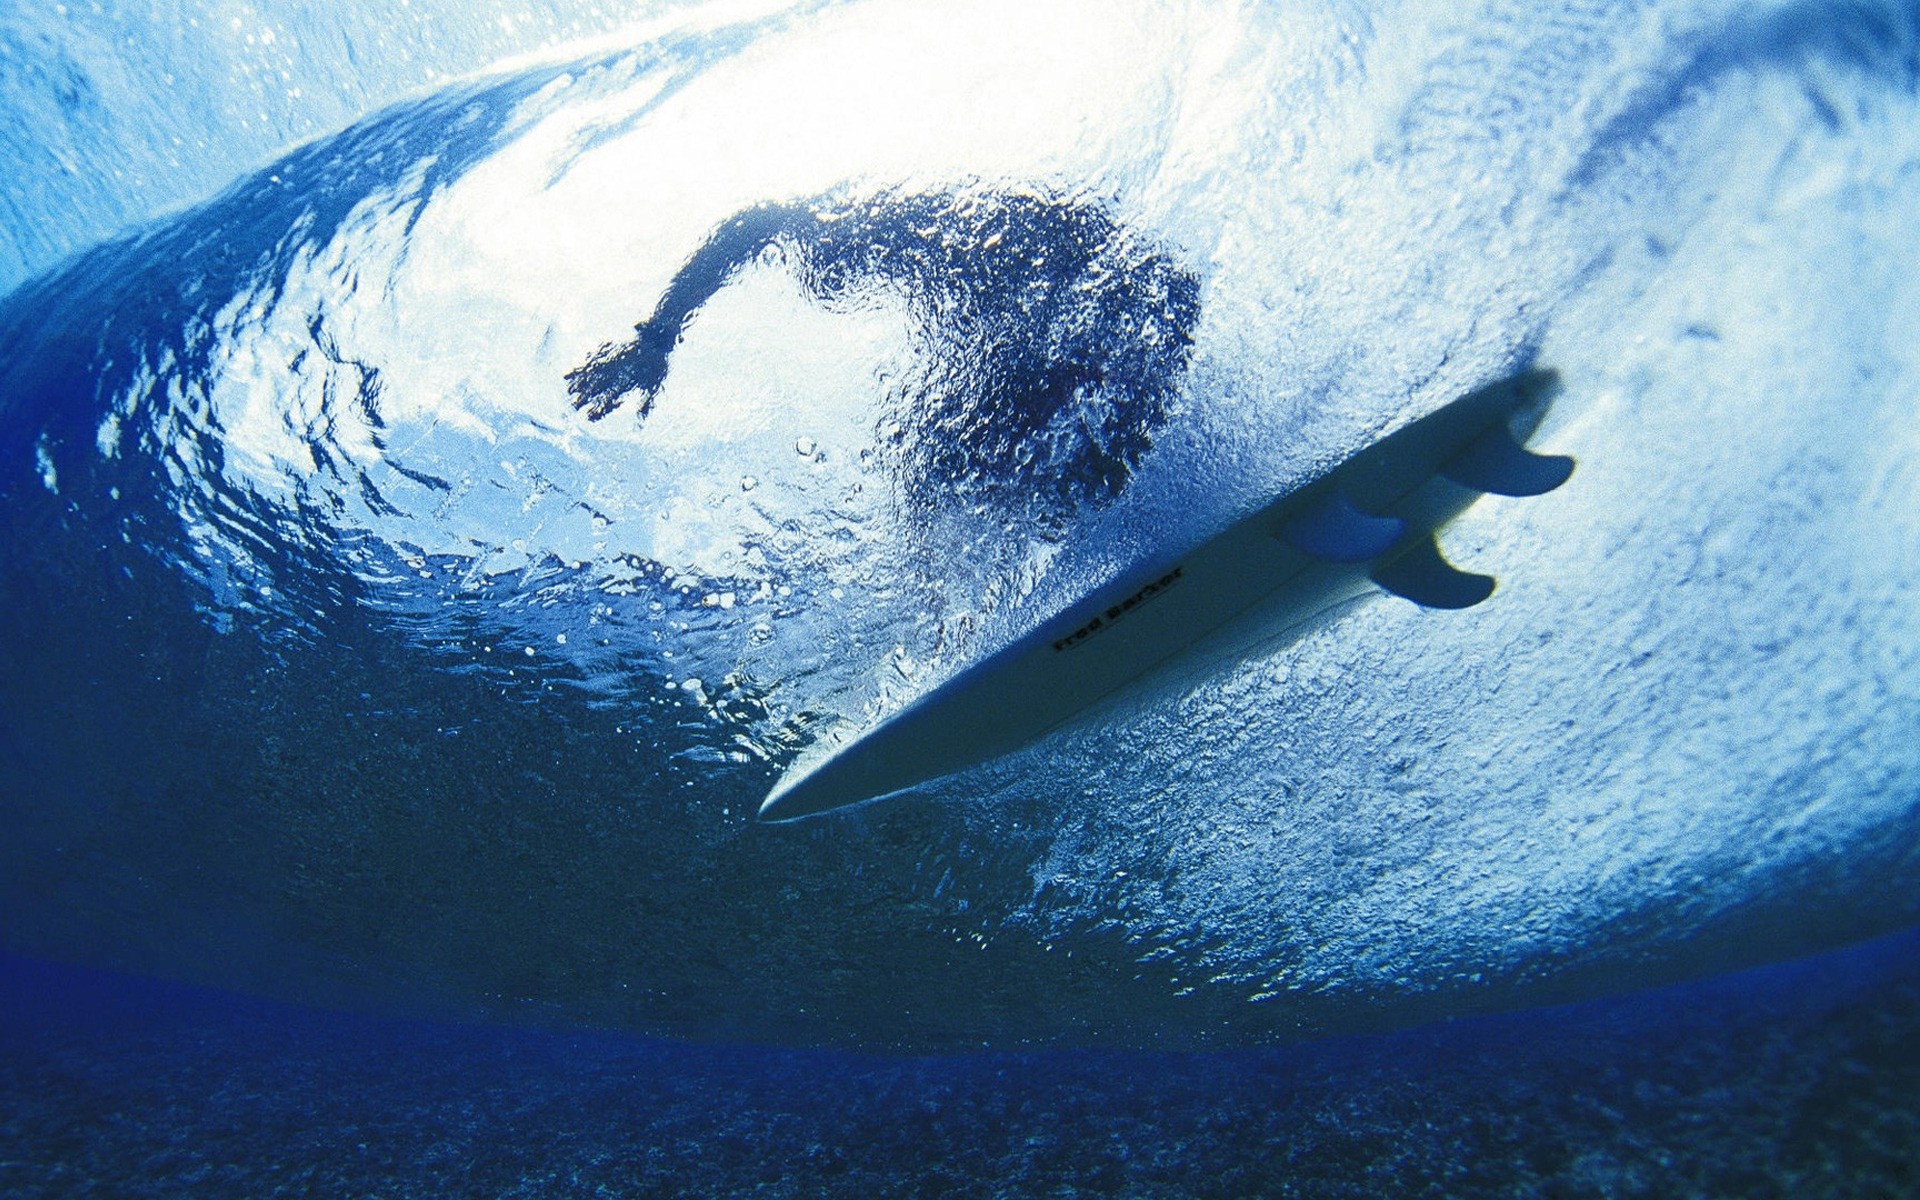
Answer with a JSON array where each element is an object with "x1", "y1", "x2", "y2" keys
[
  {"x1": 4, "y1": 931, "x2": 1918, "y2": 1196},
  {"x1": 3, "y1": 0, "x2": 1918, "y2": 1193}
]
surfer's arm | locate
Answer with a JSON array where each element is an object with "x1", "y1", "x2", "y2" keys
[{"x1": 567, "y1": 203, "x2": 811, "y2": 418}]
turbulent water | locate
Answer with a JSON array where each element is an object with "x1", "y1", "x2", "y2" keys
[{"x1": 1, "y1": 0, "x2": 1917, "y2": 1052}]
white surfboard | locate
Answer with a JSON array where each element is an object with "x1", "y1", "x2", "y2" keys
[{"x1": 759, "y1": 369, "x2": 1574, "y2": 821}]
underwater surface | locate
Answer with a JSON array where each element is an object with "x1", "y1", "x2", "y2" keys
[{"x1": 1, "y1": 0, "x2": 1917, "y2": 1190}]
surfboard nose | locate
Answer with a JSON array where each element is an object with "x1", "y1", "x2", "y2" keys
[
  {"x1": 757, "y1": 737, "x2": 906, "y2": 822},
  {"x1": 757, "y1": 701, "x2": 941, "y2": 822},
  {"x1": 758, "y1": 761, "x2": 826, "y2": 822}
]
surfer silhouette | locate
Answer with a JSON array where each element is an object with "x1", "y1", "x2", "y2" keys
[{"x1": 566, "y1": 188, "x2": 1201, "y2": 513}]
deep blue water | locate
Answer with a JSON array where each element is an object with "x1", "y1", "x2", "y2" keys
[{"x1": 4, "y1": 930, "x2": 1918, "y2": 1196}]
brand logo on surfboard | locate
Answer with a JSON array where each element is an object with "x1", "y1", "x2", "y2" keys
[{"x1": 1052, "y1": 565, "x2": 1185, "y2": 653}]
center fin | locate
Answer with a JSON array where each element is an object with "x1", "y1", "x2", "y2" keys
[{"x1": 1281, "y1": 488, "x2": 1407, "y2": 562}]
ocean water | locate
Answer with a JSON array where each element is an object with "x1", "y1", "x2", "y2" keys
[
  {"x1": 3, "y1": 932, "x2": 1918, "y2": 1197},
  {"x1": 2, "y1": 0, "x2": 1917, "y2": 1191}
]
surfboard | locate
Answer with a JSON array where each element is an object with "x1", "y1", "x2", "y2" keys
[{"x1": 758, "y1": 368, "x2": 1574, "y2": 821}]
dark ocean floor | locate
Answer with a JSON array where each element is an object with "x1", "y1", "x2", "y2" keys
[{"x1": 2, "y1": 932, "x2": 1917, "y2": 1199}]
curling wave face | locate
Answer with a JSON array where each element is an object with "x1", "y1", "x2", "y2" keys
[{"x1": 1, "y1": 0, "x2": 1917, "y2": 1048}]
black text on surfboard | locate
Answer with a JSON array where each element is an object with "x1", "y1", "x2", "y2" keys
[{"x1": 1052, "y1": 566, "x2": 1186, "y2": 653}]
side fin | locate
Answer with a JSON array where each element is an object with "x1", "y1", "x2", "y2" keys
[
  {"x1": 1370, "y1": 533, "x2": 1495, "y2": 609},
  {"x1": 1440, "y1": 423, "x2": 1575, "y2": 497},
  {"x1": 1280, "y1": 488, "x2": 1407, "y2": 562}
]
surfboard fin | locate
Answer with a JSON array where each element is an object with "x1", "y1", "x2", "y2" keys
[
  {"x1": 1370, "y1": 533, "x2": 1496, "y2": 609},
  {"x1": 1281, "y1": 489, "x2": 1407, "y2": 562},
  {"x1": 1440, "y1": 422, "x2": 1575, "y2": 496}
]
